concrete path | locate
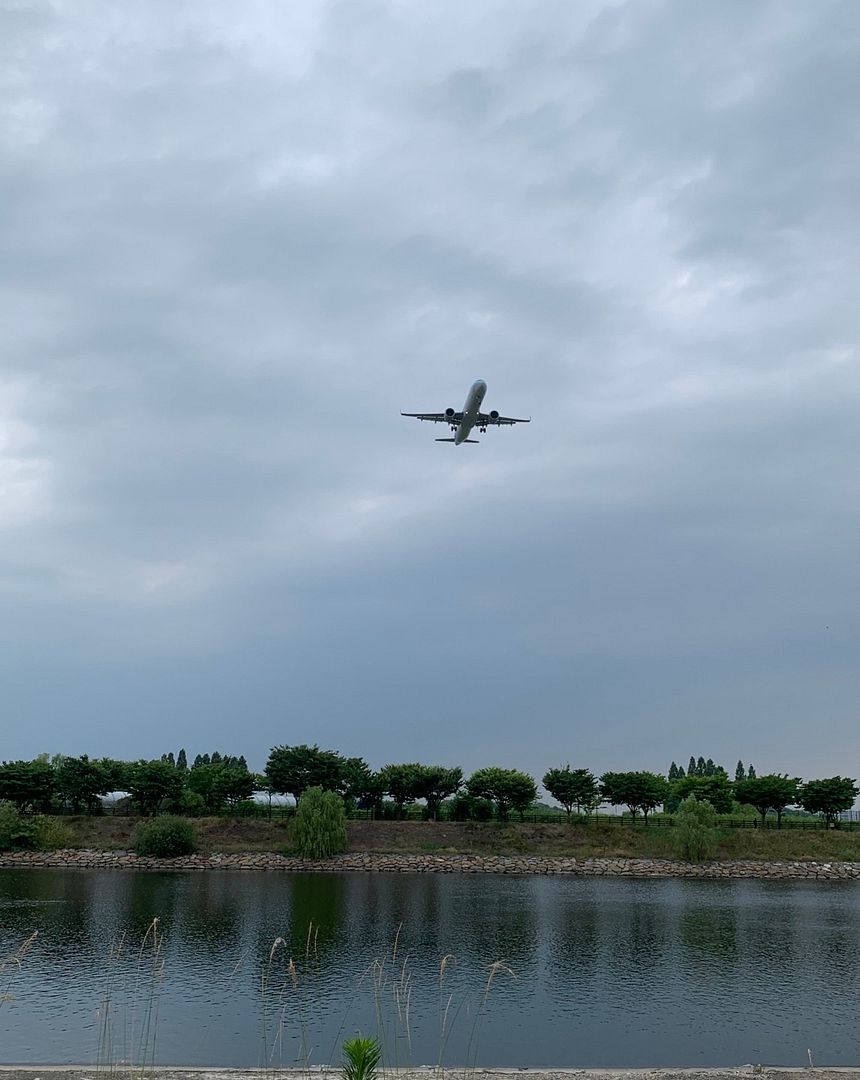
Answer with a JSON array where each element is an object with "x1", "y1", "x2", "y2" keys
[{"x1": 0, "y1": 1068, "x2": 858, "y2": 1080}]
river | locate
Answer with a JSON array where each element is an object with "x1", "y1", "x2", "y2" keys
[{"x1": 0, "y1": 869, "x2": 858, "y2": 1067}]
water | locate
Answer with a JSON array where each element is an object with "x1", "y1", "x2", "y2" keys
[{"x1": 0, "y1": 869, "x2": 858, "y2": 1067}]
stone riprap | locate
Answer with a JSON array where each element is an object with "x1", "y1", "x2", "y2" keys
[{"x1": 0, "y1": 849, "x2": 858, "y2": 879}]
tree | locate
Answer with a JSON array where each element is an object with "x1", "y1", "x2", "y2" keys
[
  {"x1": 688, "y1": 756, "x2": 697, "y2": 778},
  {"x1": 543, "y1": 766, "x2": 599, "y2": 821},
  {"x1": 668, "y1": 762, "x2": 679, "y2": 782},
  {"x1": 415, "y1": 766, "x2": 463, "y2": 820},
  {"x1": 667, "y1": 774, "x2": 734, "y2": 815},
  {"x1": 747, "y1": 764, "x2": 756, "y2": 779},
  {"x1": 187, "y1": 763, "x2": 253, "y2": 812},
  {"x1": 176, "y1": 749, "x2": 188, "y2": 772},
  {"x1": 799, "y1": 777, "x2": 858, "y2": 826},
  {"x1": 467, "y1": 767, "x2": 537, "y2": 821},
  {"x1": 0, "y1": 760, "x2": 55, "y2": 813},
  {"x1": 599, "y1": 771, "x2": 668, "y2": 822},
  {"x1": 265, "y1": 745, "x2": 344, "y2": 803},
  {"x1": 735, "y1": 774, "x2": 800, "y2": 828},
  {"x1": 54, "y1": 755, "x2": 110, "y2": 813},
  {"x1": 696, "y1": 756, "x2": 706, "y2": 777},
  {"x1": 96, "y1": 758, "x2": 131, "y2": 793},
  {"x1": 128, "y1": 760, "x2": 184, "y2": 816},
  {"x1": 337, "y1": 757, "x2": 375, "y2": 802},
  {"x1": 292, "y1": 787, "x2": 347, "y2": 858},
  {"x1": 379, "y1": 763, "x2": 426, "y2": 818},
  {"x1": 673, "y1": 796, "x2": 717, "y2": 862},
  {"x1": 735, "y1": 760, "x2": 745, "y2": 783}
]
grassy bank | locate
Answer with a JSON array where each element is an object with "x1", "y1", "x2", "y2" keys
[{"x1": 50, "y1": 816, "x2": 860, "y2": 862}]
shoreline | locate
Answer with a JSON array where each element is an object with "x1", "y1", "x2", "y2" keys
[
  {"x1": 1, "y1": 849, "x2": 858, "y2": 879},
  {"x1": 1, "y1": 1069, "x2": 859, "y2": 1079}
]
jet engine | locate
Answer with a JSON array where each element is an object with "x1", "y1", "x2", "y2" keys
[
  {"x1": 489, "y1": 410, "x2": 499, "y2": 420},
  {"x1": 445, "y1": 407, "x2": 456, "y2": 418}
]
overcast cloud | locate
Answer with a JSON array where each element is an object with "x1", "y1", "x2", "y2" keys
[{"x1": 1, "y1": 0, "x2": 858, "y2": 788}]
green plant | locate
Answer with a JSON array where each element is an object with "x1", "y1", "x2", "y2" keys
[
  {"x1": 30, "y1": 815, "x2": 77, "y2": 851},
  {"x1": 292, "y1": 786, "x2": 347, "y2": 858},
  {"x1": 673, "y1": 795, "x2": 717, "y2": 861},
  {"x1": 341, "y1": 1035, "x2": 381, "y2": 1080},
  {"x1": 0, "y1": 802, "x2": 34, "y2": 850},
  {"x1": 134, "y1": 816, "x2": 197, "y2": 857}
]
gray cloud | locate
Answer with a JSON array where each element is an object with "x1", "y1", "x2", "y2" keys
[{"x1": 0, "y1": 1, "x2": 857, "y2": 789}]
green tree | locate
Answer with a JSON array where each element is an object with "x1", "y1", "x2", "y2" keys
[
  {"x1": 668, "y1": 762, "x2": 679, "y2": 782},
  {"x1": 266, "y1": 745, "x2": 344, "y2": 804},
  {"x1": 379, "y1": 763, "x2": 426, "y2": 818},
  {"x1": 599, "y1": 771, "x2": 668, "y2": 822},
  {"x1": 735, "y1": 760, "x2": 745, "y2": 782},
  {"x1": 543, "y1": 766, "x2": 599, "y2": 821},
  {"x1": 54, "y1": 755, "x2": 110, "y2": 813},
  {"x1": 799, "y1": 777, "x2": 858, "y2": 826},
  {"x1": 673, "y1": 796, "x2": 717, "y2": 862},
  {"x1": 466, "y1": 767, "x2": 537, "y2": 821},
  {"x1": 215, "y1": 764, "x2": 255, "y2": 808},
  {"x1": 687, "y1": 755, "x2": 697, "y2": 778},
  {"x1": 176, "y1": 749, "x2": 188, "y2": 772},
  {"x1": 337, "y1": 757, "x2": 375, "y2": 803},
  {"x1": 292, "y1": 787, "x2": 347, "y2": 858},
  {"x1": 415, "y1": 766, "x2": 463, "y2": 820},
  {"x1": 128, "y1": 760, "x2": 184, "y2": 816},
  {"x1": 667, "y1": 773, "x2": 734, "y2": 815},
  {"x1": 747, "y1": 764, "x2": 756, "y2": 779},
  {"x1": 734, "y1": 774, "x2": 800, "y2": 828},
  {"x1": 0, "y1": 760, "x2": 55, "y2": 813},
  {"x1": 96, "y1": 758, "x2": 131, "y2": 793},
  {"x1": 188, "y1": 762, "x2": 255, "y2": 812}
]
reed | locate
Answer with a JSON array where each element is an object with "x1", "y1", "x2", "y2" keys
[{"x1": 4, "y1": 911, "x2": 513, "y2": 1075}]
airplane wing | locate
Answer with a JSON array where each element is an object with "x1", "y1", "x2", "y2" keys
[
  {"x1": 401, "y1": 412, "x2": 463, "y2": 425},
  {"x1": 477, "y1": 413, "x2": 531, "y2": 426}
]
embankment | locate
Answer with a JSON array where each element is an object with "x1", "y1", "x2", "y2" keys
[{"x1": 1, "y1": 848, "x2": 858, "y2": 879}]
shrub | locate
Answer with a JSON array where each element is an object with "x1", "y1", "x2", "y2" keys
[
  {"x1": 449, "y1": 793, "x2": 494, "y2": 821},
  {"x1": 292, "y1": 787, "x2": 347, "y2": 858},
  {"x1": 177, "y1": 790, "x2": 206, "y2": 817},
  {"x1": 673, "y1": 796, "x2": 717, "y2": 862},
  {"x1": 31, "y1": 815, "x2": 77, "y2": 851},
  {"x1": 134, "y1": 815, "x2": 198, "y2": 857},
  {"x1": 0, "y1": 802, "x2": 34, "y2": 850},
  {"x1": 342, "y1": 1035, "x2": 381, "y2": 1080}
]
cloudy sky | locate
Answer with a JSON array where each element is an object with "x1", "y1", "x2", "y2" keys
[{"x1": 1, "y1": 0, "x2": 857, "y2": 787}]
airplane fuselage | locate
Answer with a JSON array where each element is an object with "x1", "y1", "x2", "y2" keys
[{"x1": 454, "y1": 379, "x2": 487, "y2": 444}]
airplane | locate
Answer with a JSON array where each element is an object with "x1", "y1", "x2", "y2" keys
[{"x1": 401, "y1": 380, "x2": 530, "y2": 444}]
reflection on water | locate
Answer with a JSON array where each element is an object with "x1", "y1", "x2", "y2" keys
[{"x1": 1, "y1": 869, "x2": 859, "y2": 1067}]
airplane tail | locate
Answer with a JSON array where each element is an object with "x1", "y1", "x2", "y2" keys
[{"x1": 435, "y1": 438, "x2": 479, "y2": 443}]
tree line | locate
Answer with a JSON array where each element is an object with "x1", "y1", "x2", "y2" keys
[{"x1": 0, "y1": 747, "x2": 855, "y2": 826}]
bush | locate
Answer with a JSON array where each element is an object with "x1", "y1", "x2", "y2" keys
[
  {"x1": 342, "y1": 1035, "x2": 381, "y2": 1080},
  {"x1": 449, "y1": 793, "x2": 494, "y2": 821},
  {"x1": 0, "y1": 802, "x2": 34, "y2": 850},
  {"x1": 673, "y1": 796, "x2": 717, "y2": 862},
  {"x1": 31, "y1": 816, "x2": 77, "y2": 851},
  {"x1": 292, "y1": 787, "x2": 347, "y2": 858},
  {"x1": 134, "y1": 816, "x2": 198, "y2": 857}
]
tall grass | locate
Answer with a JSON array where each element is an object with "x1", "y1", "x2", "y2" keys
[
  {"x1": 5, "y1": 912, "x2": 514, "y2": 1074},
  {"x1": 0, "y1": 931, "x2": 38, "y2": 1011},
  {"x1": 250, "y1": 918, "x2": 517, "y2": 1074},
  {"x1": 95, "y1": 917, "x2": 166, "y2": 1078}
]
